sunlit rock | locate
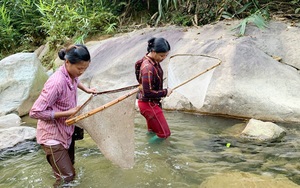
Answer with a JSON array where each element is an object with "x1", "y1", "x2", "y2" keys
[
  {"x1": 240, "y1": 118, "x2": 286, "y2": 141},
  {"x1": 0, "y1": 126, "x2": 36, "y2": 150},
  {"x1": 0, "y1": 53, "x2": 48, "y2": 116},
  {"x1": 0, "y1": 114, "x2": 21, "y2": 128}
]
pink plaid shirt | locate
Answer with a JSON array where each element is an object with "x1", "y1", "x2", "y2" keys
[{"x1": 30, "y1": 64, "x2": 78, "y2": 149}]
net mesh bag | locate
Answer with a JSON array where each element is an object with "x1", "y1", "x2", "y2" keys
[
  {"x1": 167, "y1": 54, "x2": 221, "y2": 109},
  {"x1": 69, "y1": 88, "x2": 138, "y2": 169}
]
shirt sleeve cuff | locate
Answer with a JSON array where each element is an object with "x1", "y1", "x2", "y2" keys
[{"x1": 51, "y1": 111, "x2": 55, "y2": 120}]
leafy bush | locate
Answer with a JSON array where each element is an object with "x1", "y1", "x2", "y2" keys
[
  {"x1": 0, "y1": 0, "x2": 118, "y2": 59},
  {"x1": 0, "y1": 4, "x2": 19, "y2": 53},
  {"x1": 1, "y1": 0, "x2": 299, "y2": 60},
  {"x1": 0, "y1": 0, "x2": 45, "y2": 55},
  {"x1": 36, "y1": 0, "x2": 118, "y2": 46},
  {"x1": 221, "y1": 0, "x2": 270, "y2": 35}
]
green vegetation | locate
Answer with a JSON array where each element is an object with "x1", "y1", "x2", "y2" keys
[
  {"x1": 0, "y1": 0, "x2": 118, "y2": 61},
  {"x1": 0, "y1": 0, "x2": 299, "y2": 65}
]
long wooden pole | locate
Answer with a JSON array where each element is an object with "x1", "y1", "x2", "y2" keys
[{"x1": 66, "y1": 87, "x2": 139, "y2": 125}]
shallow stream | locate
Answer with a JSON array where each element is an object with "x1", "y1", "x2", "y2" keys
[{"x1": 1, "y1": 111, "x2": 300, "y2": 187}]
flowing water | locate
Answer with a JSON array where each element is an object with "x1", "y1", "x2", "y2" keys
[{"x1": 1, "y1": 111, "x2": 300, "y2": 188}]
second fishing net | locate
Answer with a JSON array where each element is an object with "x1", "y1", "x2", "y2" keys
[{"x1": 167, "y1": 54, "x2": 221, "y2": 109}]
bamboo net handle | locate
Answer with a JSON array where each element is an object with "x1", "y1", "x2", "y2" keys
[
  {"x1": 95, "y1": 84, "x2": 139, "y2": 95},
  {"x1": 68, "y1": 84, "x2": 139, "y2": 120},
  {"x1": 66, "y1": 87, "x2": 139, "y2": 125}
]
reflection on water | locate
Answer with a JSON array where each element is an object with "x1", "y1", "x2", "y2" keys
[{"x1": 1, "y1": 111, "x2": 300, "y2": 187}]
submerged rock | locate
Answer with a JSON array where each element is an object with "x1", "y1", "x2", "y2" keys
[
  {"x1": 0, "y1": 140, "x2": 39, "y2": 160},
  {"x1": 199, "y1": 171, "x2": 299, "y2": 188}
]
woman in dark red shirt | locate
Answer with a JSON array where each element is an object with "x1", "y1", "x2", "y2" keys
[{"x1": 137, "y1": 37, "x2": 173, "y2": 142}]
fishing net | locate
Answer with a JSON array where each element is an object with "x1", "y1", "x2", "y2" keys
[
  {"x1": 167, "y1": 54, "x2": 221, "y2": 109},
  {"x1": 67, "y1": 87, "x2": 139, "y2": 169}
]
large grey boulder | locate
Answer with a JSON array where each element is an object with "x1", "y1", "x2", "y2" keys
[
  {"x1": 248, "y1": 21, "x2": 300, "y2": 69},
  {"x1": 77, "y1": 20, "x2": 300, "y2": 123},
  {"x1": 0, "y1": 53, "x2": 48, "y2": 116},
  {"x1": 198, "y1": 35, "x2": 300, "y2": 122}
]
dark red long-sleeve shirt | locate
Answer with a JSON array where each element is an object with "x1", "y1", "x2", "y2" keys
[{"x1": 138, "y1": 56, "x2": 167, "y2": 102}]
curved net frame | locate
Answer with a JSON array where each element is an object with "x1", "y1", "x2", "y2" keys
[{"x1": 68, "y1": 88, "x2": 138, "y2": 169}]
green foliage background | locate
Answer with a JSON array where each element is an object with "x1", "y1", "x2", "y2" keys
[
  {"x1": 0, "y1": 0, "x2": 299, "y2": 62},
  {"x1": 0, "y1": 0, "x2": 118, "y2": 60}
]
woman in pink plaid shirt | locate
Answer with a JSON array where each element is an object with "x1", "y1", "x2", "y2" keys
[{"x1": 30, "y1": 44, "x2": 96, "y2": 187}]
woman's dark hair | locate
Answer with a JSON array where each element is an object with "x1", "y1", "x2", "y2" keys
[
  {"x1": 58, "y1": 44, "x2": 91, "y2": 64},
  {"x1": 147, "y1": 37, "x2": 171, "y2": 53}
]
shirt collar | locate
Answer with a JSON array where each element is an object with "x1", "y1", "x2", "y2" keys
[
  {"x1": 60, "y1": 64, "x2": 78, "y2": 90},
  {"x1": 145, "y1": 55, "x2": 157, "y2": 66}
]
